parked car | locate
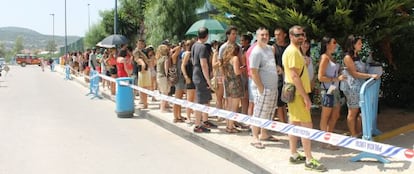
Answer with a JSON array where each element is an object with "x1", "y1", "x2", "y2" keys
[{"x1": 15, "y1": 54, "x2": 41, "y2": 67}]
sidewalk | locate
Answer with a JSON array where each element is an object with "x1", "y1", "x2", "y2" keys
[{"x1": 56, "y1": 67, "x2": 413, "y2": 174}]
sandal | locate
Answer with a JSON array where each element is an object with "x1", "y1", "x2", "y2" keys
[
  {"x1": 259, "y1": 136, "x2": 279, "y2": 142},
  {"x1": 235, "y1": 122, "x2": 250, "y2": 129},
  {"x1": 173, "y1": 118, "x2": 185, "y2": 123},
  {"x1": 250, "y1": 142, "x2": 265, "y2": 149},
  {"x1": 226, "y1": 127, "x2": 240, "y2": 133}
]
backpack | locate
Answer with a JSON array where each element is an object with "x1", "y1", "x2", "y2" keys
[{"x1": 167, "y1": 56, "x2": 178, "y2": 85}]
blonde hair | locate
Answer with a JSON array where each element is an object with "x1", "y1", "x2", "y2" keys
[{"x1": 156, "y1": 44, "x2": 169, "y2": 59}]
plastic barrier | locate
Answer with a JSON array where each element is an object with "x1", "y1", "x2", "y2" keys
[
  {"x1": 86, "y1": 70, "x2": 102, "y2": 99},
  {"x1": 351, "y1": 78, "x2": 389, "y2": 163},
  {"x1": 64, "y1": 64, "x2": 71, "y2": 80},
  {"x1": 115, "y1": 77, "x2": 134, "y2": 118}
]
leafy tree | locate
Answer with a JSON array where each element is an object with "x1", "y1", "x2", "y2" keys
[
  {"x1": 84, "y1": 23, "x2": 108, "y2": 49},
  {"x1": 144, "y1": 0, "x2": 204, "y2": 45},
  {"x1": 13, "y1": 35, "x2": 24, "y2": 54},
  {"x1": 209, "y1": 0, "x2": 414, "y2": 68},
  {"x1": 45, "y1": 40, "x2": 57, "y2": 53},
  {"x1": 99, "y1": 0, "x2": 148, "y2": 44}
]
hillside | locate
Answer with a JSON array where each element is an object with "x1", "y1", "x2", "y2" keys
[{"x1": 0, "y1": 27, "x2": 81, "y2": 51}]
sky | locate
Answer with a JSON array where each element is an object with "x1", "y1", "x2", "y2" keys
[{"x1": 0, "y1": 0, "x2": 115, "y2": 37}]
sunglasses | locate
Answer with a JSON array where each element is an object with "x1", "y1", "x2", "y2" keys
[{"x1": 292, "y1": 33, "x2": 305, "y2": 38}]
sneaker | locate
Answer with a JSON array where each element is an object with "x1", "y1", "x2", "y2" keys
[
  {"x1": 203, "y1": 121, "x2": 218, "y2": 128},
  {"x1": 289, "y1": 153, "x2": 306, "y2": 164},
  {"x1": 305, "y1": 159, "x2": 327, "y2": 172},
  {"x1": 193, "y1": 125, "x2": 211, "y2": 133}
]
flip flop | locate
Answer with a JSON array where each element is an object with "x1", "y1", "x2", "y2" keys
[
  {"x1": 250, "y1": 142, "x2": 265, "y2": 149},
  {"x1": 259, "y1": 136, "x2": 279, "y2": 142}
]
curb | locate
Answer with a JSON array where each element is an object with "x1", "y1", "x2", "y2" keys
[{"x1": 60, "y1": 70, "x2": 272, "y2": 174}]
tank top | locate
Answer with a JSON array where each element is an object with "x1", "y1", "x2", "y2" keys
[
  {"x1": 184, "y1": 52, "x2": 193, "y2": 79},
  {"x1": 156, "y1": 56, "x2": 167, "y2": 78},
  {"x1": 322, "y1": 58, "x2": 339, "y2": 89},
  {"x1": 116, "y1": 62, "x2": 128, "y2": 77}
]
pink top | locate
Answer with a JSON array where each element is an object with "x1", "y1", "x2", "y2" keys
[{"x1": 245, "y1": 42, "x2": 257, "y2": 77}]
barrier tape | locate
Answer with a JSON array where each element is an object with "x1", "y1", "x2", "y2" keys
[{"x1": 61, "y1": 66, "x2": 414, "y2": 162}]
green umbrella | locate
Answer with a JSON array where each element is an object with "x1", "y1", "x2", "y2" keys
[{"x1": 185, "y1": 19, "x2": 227, "y2": 36}]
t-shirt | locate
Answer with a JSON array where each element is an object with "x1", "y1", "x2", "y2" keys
[
  {"x1": 191, "y1": 42, "x2": 210, "y2": 84},
  {"x1": 249, "y1": 45, "x2": 278, "y2": 89},
  {"x1": 274, "y1": 44, "x2": 287, "y2": 69},
  {"x1": 282, "y1": 45, "x2": 311, "y2": 94},
  {"x1": 246, "y1": 42, "x2": 257, "y2": 77}
]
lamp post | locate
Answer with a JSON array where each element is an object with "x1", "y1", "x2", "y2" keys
[
  {"x1": 64, "y1": 0, "x2": 68, "y2": 64},
  {"x1": 87, "y1": 3, "x2": 91, "y2": 31},
  {"x1": 49, "y1": 13, "x2": 55, "y2": 57}
]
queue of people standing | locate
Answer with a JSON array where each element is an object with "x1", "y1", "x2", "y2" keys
[{"x1": 63, "y1": 24, "x2": 381, "y2": 172}]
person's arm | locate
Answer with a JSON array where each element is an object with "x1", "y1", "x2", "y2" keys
[
  {"x1": 171, "y1": 46, "x2": 181, "y2": 64},
  {"x1": 164, "y1": 57, "x2": 170, "y2": 77},
  {"x1": 344, "y1": 55, "x2": 379, "y2": 79},
  {"x1": 251, "y1": 68, "x2": 263, "y2": 94},
  {"x1": 181, "y1": 52, "x2": 191, "y2": 84},
  {"x1": 289, "y1": 66, "x2": 311, "y2": 110},
  {"x1": 200, "y1": 57, "x2": 211, "y2": 87},
  {"x1": 232, "y1": 56, "x2": 242, "y2": 76}
]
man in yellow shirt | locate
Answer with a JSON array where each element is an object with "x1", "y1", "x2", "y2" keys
[{"x1": 282, "y1": 25, "x2": 327, "y2": 172}]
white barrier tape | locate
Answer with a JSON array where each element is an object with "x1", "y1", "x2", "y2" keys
[
  {"x1": 59, "y1": 66, "x2": 414, "y2": 162},
  {"x1": 125, "y1": 82, "x2": 414, "y2": 162}
]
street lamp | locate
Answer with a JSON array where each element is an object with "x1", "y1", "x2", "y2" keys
[
  {"x1": 88, "y1": 3, "x2": 91, "y2": 31},
  {"x1": 49, "y1": 13, "x2": 55, "y2": 57},
  {"x1": 64, "y1": 0, "x2": 68, "y2": 64}
]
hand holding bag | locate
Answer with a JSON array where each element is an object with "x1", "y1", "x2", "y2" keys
[{"x1": 281, "y1": 66, "x2": 304, "y2": 103}]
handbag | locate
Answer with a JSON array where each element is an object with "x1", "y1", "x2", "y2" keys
[
  {"x1": 210, "y1": 76, "x2": 218, "y2": 91},
  {"x1": 281, "y1": 66, "x2": 304, "y2": 103}
]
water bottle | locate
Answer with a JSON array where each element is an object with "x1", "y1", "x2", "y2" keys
[{"x1": 340, "y1": 67, "x2": 350, "y2": 91}]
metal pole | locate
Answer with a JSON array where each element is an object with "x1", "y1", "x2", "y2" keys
[
  {"x1": 88, "y1": 3, "x2": 90, "y2": 31},
  {"x1": 50, "y1": 13, "x2": 55, "y2": 57},
  {"x1": 64, "y1": 0, "x2": 68, "y2": 64},
  {"x1": 114, "y1": 0, "x2": 117, "y2": 34}
]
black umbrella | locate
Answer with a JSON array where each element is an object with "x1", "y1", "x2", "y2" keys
[{"x1": 99, "y1": 34, "x2": 129, "y2": 46}]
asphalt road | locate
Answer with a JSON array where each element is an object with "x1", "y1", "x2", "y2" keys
[{"x1": 0, "y1": 65, "x2": 250, "y2": 174}]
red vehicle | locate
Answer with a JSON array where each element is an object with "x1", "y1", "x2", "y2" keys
[{"x1": 15, "y1": 54, "x2": 42, "y2": 67}]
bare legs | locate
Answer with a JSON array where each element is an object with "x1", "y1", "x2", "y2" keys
[
  {"x1": 173, "y1": 89, "x2": 184, "y2": 120},
  {"x1": 185, "y1": 89, "x2": 195, "y2": 121},
  {"x1": 347, "y1": 108, "x2": 362, "y2": 137}
]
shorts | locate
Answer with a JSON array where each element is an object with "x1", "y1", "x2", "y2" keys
[
  {"x1": 253, "y1": 88, "x2": 278, "y2": 120},
  {"x1": 109, "y1": 67, "x2": 117, "y2": 75},
  {"x1": 287, "y1": 95, "x2": 312, "y2": 123},
  {"x1": 194, "y1": 80, "x2": 212, "y2": 104},
  {"x1": 277, "y1": 85, "x2": 287, "y2": 107},
  {"x1": 175, "y1": 78, "x2": 186, "y2": 91},
  {"x1": 248, "y1": 78, "x2": 257, "y2": 102},
  {"x1": 157, "y1": 76, "x2": 170, "y2": 94},
  {"x1": 320, "y1": 89, "x2": 340, "y2": 108},
  {"x1": 186, "y1": 82, "x2": 195, "y2": 90}
]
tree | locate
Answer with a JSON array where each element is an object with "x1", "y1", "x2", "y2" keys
[
  {"x1": 209, "y1": 0, "x2": 414, "y2": 68},
  {"x1": 45, "y1": 40, "x2": 57, "y2": 53},
  {"x1": 13, "y1": 35, "x2": 24, "y2": 54},
  {"x1": 144, "y1": 0, "x2": 204, "y2": 45},
  {"x1": 99, "y1": 0, "x2": 148, "y2": 44},
  {"x1": 84, "y1": 23, "x2": 108, "y2": 49}
]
